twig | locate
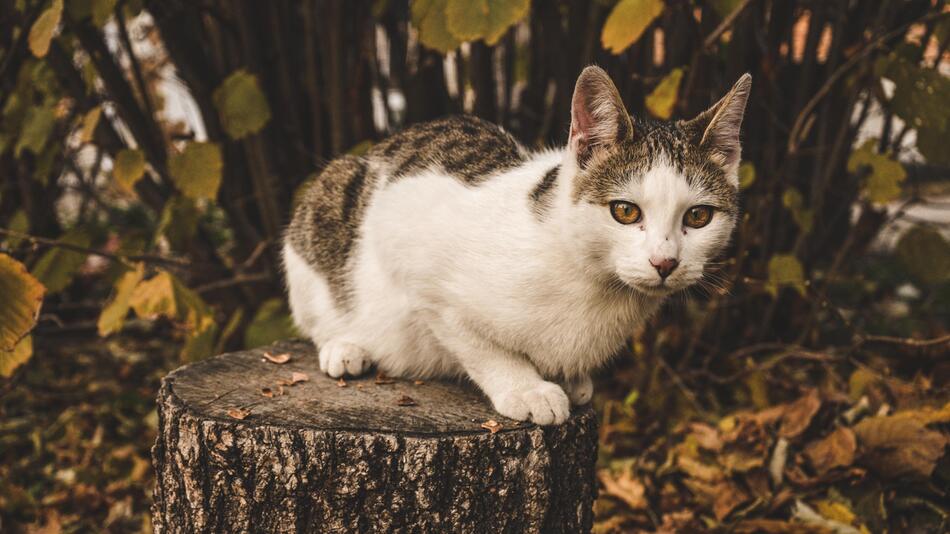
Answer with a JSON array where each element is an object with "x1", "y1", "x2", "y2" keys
[
  {"x1": 0, "y1": 228, "x2": 191, "y2": 268},
  {"x1": 857, "y1": 333, "x2": 950, "y2": 349},
  {"x1": 194, "y1": 272, "x2": 273, "y2": 294},
  {"x1": 703, "y1": 0, "x2": 755, "y2": 49}
]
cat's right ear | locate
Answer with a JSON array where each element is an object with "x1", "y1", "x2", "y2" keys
[{"x1": 569, "y1": 66, "x2": 633, "y2": 168}]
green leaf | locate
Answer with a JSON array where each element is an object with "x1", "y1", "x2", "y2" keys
[
  {"x1": 15, "y1": 105, "x2": 55, "y2": 157},
  {"x1": 738, "y1": 161, "x2": 755, "y2": 190},
  {"x1": 711, "y1": 0, "x2": 743, "y2": 18},
  {"x1": 30, "y1": 228, "x2": 91, "y2": 294},
  {"x1": 91, "y1": 0, "x2": 116, "y2": 27},
  {"x1": 601, "y1": 0, "x2": 664, "y2": 54},
  {"x1": 645, "y1": 68, "x2": 683, "y2": 119},
  {"x1": 0, "y1": 253, "x2": 45, "y2": 352},
  {"x1": 1, "y1": 336, "x2": 33, "y2": 378},
  {"x1": 766, "y1": 254, "x2": 806, "y2": 297},
  {"x1": 181, "y1": 314, "x2": 218, "y2": 362},
  {"x1": 156, "y1": 196, "x2": 200, "y2": 251},
  {"x1": 412, "y1": 0, "x2": 462, "y2": 53},
  {"x1": 97, "y1": 263, "x2": 145, "y2": 336},
  {"x1": 782, "y1": 188, "x2": 813, "y2": 234},
  {"x1": 212, "y1": 70, "x2": 272, "y2": 140},
  {"x1": 3, "y1": 210, "x2": 29, "y2": 248},
  {"x1": 113, "y1": 148, "x2": 146, "y2": 192},
  {"x1": 445, "y1": 0, "x2": 530, "y2": 45},
  {"x1": 168, "y1": 142, "x2": 223, "y2": 201},
  {"x1": 847, "y1": 139, "x2": 906, "y2": 204},
  {"x1": 28, "y1": 0, "x2": 63, "y2": 58},
  {"x1": 78, "y1": 105, "x2": 101, "y2": 143},
  {"x1": 896, "y1": 226, "x2": 950, "y2": 286},
  {"x1": 244, "y1": 298, "x2": 298, "y2": 348}
]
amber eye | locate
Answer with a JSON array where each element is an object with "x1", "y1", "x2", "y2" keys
[
  {"x1": 683, "y1": 205, "x2": 714, "y2": 228},
  {"x1": 610, "y1": 201, "x2": 641, "y2": 224}
]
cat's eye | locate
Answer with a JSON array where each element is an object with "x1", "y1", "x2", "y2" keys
[
  {"x1": 683, "y1": 205, "x2": 714, "y2": 228},
  {"x1": 609, "y1": 201, "x2": 641, "y2": 224}
]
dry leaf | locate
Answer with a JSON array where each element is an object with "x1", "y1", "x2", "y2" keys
[
  {"x1": 689, "y1": 422, "x2": 723, "y2": 451},
  {"x1": 260, "y1": 387, "x2": 274, "y2": 398},
  {"x1": 414, "y1": 380, "x2": 425, "y2": 386},
  {"x1": 375, "y1": 373, "x2": 396, "y2": 385},
  {"x1": 481, "y1": 419, "x2": 502, "y2": 434},
  {"x1": 598, "y1": 468, "x2": 647, "y2": 510},
  {"x1": 337, "y1": 377, "x2": 347, "y2": 388},
  {"x1": 677, "y1": 455, "x2": 724, "y2": 482},
  {"x1": 713, "y1": 481, "x2": 751, "y2": 521},
  {"x1": 779, "y1": 389, "x2": 821, "y2": 438},
  {"x1": 397, "y1": 395, "x2": 417, "y2": 406},
  {"x1": 262, "y1": 352, "x2": 290, "y2": 364},
  {"x1": 227, "y1": 408, "x2": 249, "y2": 420},
  {"x1": 804, "y1": 427, "x2": 857, "y2": 475},
  {"x1": 290, "y1": 372, "x2": 309, "y2": 384},
  {"x1": 853, "y1": 411, "x2": 949, "y2": 478}
]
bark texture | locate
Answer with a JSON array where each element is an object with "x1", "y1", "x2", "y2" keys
[{"x1": 152, "y1": 340, "x2": 598, "y2": 533}]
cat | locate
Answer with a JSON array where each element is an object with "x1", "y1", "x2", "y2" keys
[{"x1": 283, "y1": 66, "x2": 750, "y2": 425}]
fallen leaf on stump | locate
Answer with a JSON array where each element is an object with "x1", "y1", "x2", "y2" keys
[
  {"x1": 260, "y1": 387, "x2": 274, "y2": 398},
  {"x1": 375, "y1": 373, "x2": 396, "y2": 385},
  {"x1": 337, "y1": 377, "x2": 347, "y2": 387},
  {"x1": 804, "y1": 427, "x2": 856, "y2": 475},
  {"x1": 414, "y1": 380, "x2": 425, "y2": 386},
  {"x1": 261, "y1": 352, "x2": 290, "y2": 364},
  {"x1": 290, "y1": 372, "x2": 309, "y2": 385},
  {"x1": 481, "y1": 419, "x2": 502, "y2": 434},
  {"x1": 396, "y1": 395, "x2": 417, "y2": 407},
  {"x1": 227, "y1": 408, "x2": 249, "y2": 420}
]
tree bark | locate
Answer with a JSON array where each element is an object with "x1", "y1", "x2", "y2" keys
[{"x1": 151, "y1": 340, "x2": 598, "y2": 533}]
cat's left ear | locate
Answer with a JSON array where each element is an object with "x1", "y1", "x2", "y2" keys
[{"x1": 687, "y1": 74, "x2": 752, "y2": 180}]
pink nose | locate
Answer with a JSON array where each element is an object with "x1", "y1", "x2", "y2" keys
[{"x1": 650, "y1": 257, "x2": 679, "y2": 279}]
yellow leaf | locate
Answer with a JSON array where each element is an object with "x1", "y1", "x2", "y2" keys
[
  {"x1": 895, "y1": 225, "x2": 950, "y2": 286},
  {"x1": 445, "y1": 0, "x2": 530, "y2": 45},
  {"x1": 129, "y1": 271, "x2": 178, "y2": 320},
  {"x1": 601, "y1": 0, "x2": 664, "y2": 54},
  {"x1": 30, "y1": 228, "x2": 91, "y2": 294},
  {"x1": 91, "y1": 0, "x2": 116, "y2": 27},
  {"x1": 181, "y1": 313, "x2": 217, "y2": 361},
  {"x1": 78, "y1": 106, "x2": 101, "y2": 143},
  {"x1": 412, "y1": 0, "x2": 462, "y2": 53},
  {"x1": 244, "y1": 298, "x2": 298, "y2": 348},
  {"x1": 645, "y1": 68, "x2": 683, "y2": 119},
  {"x1": 815, "y1": 500, "x2": 857, "y2": 526},
  {"x1": 782, "y1": 187, "x2": 814, "y2": 234},
  {"x1": 738, "y1": 161, "x2": 755, "y2": 190},
  {"x1": 847, "y1": 139, "x2": 906, "y2": 204},
  {"x1": 28, "y1": 0, "x2": 63, "y2": 58},
  {"x1": 97, "y1": 263, "x2": 145, "y2": 336},
  {"x1": 766, "y1": 254, "x2": 806, "y2": 297},
  {"x1": 168, "y1": 142, "x2": 223, "y2": 201},
  {"x1": 0, "y1": 336, "x2": 33, "y2": 378},
  {"x1": 0, "y1": 254, "x2": 45, "y2": 352},
  {"x1": 212, "y1": 70, "x2": 272, "y2": 140},
  {"x1": 113, "y1": 148, "x2": 146, "y2": 191}
]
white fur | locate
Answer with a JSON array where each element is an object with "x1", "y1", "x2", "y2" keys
[{"x1": 284, "y1": 149, "x2": 733, "y2": 424}]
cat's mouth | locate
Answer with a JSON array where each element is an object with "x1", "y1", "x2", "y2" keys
[{"x1": 613, "y1": 273, "x2": 679, "y2": 296}]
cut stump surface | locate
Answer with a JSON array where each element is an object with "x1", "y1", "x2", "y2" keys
[{"x1": 151, "y1": 340, "x2": 598, "y2": 533}]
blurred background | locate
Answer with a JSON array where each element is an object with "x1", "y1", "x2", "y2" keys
[{"x1": 0, "y1": 0, "x2": 948, "y2": 532}]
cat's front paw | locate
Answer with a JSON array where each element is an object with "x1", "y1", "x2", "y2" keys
[
  {"x1": 318, "y1": 340, "x2": 370, "y2": 378},
  {"x1": 494, "y1": 381, "x2": 571, "y2": 425}
]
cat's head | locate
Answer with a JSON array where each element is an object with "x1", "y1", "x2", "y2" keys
[{"x1": 566, "y1": 66, "x2": 750, "y2": 296}]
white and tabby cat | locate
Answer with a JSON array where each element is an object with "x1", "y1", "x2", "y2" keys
[{"x1": 284, "y1": 66, "x2": 751, "y2": 425}]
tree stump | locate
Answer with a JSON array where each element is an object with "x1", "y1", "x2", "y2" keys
[{"x1": 151, "y1": 340, "x2": 598, "y2": 533}]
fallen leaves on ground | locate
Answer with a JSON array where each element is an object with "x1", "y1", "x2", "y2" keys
[
  {"x1": 375, "y1": 373, "x2": 396, "y2": 385},
  {"x1": 396, "y1": 395, "x2": 417, "y2": 407},
  {"x1": 290, "y1": 372, "x2": 309, "y2": 385},
  {"x1": 481, "y1": 419, "x2": 502, "y2": 434},
  {"x1": 226, "y1": 408, "x2": 249, "y2": 420},
  {"x1": 261, "y1": 352, "x2": 290, "y2": 364}
]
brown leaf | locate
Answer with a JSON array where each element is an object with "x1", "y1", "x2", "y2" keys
[
  {"x1": 396, "y1": 395, "x2": 417, "y2": 407},
  {"x1": 290, "y1": 372, "x2": 309, "y2": 384},
  {"x1": 262, "y1": 351, "x2": 290, "y2": 364},
  {"x1": 414, "y1": 380, "x2": 425, "y2": 385},
  {"x1": 375, "y1": 373, "x2": 396, "y2": 385},
  {"x1": 854, "y1": 412, "x2": 949, "y2": 478},
  {"x1": 779, "y1": 389, "x2": 821, "y2": 438},
  {"x1": 689, "y1": 422, "x2": 723, "y2": 451},
  {"x1": 713, "y1": 481, "x2": 751, "y2": 521},
  {"x1": 260, "y1": 387, "x2": 274, "y2": 398},
  {"x1": 227, "y1": 407, "x2": 249, "y2": 420},
  {"x1": 598, "y1": 468, "x2": 647, "y2": 510},
  {"x1": 803, "y1": 427, "x2": 857, "y2": 475},
  {"x1": 337, "y1": 377, "x2": 347, "y2": 387},
  {"x1": 481, "y1": 419, "x2": 502, "y2": 434},
  {"x1": 677, "y1": 455, "x2": 724, "y2": 482}
]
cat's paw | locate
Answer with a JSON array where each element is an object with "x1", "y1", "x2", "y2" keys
[
  {"x1": 318, "y1": 340, "x2": 370, "y2": 378},
  {"x1": 563, "y1": 374, "x2": 593, "y2": 405},
  {"x1": 494, "y1": 381, "x2": 571, "y2": 425}
]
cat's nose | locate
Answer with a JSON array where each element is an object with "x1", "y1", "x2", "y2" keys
[{"x1": 650, "y1": 257, "x2": 679, "y2": 279}]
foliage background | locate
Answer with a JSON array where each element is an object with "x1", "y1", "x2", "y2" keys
[{"x1": 0, "y1": 0, "x2": 948, "y2": 532}]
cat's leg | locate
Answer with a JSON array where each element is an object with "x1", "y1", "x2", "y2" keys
[
  {"x1": 561, "y1": 374, "x2": 594, "y2": 405},
  {"x1": 430, "y1": 314, "x2": 570, "y2": 425}
]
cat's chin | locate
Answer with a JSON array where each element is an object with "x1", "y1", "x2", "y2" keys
[{"x1": 612, "y1": 274, "x2": 677, "y2": 297}]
